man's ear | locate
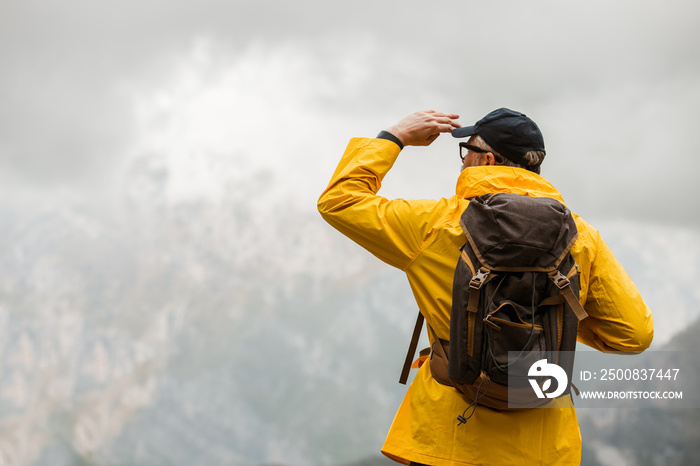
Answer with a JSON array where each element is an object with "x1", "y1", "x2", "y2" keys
[{"x1": 484, "y1": 152, "x2": 497, "y2": 166}]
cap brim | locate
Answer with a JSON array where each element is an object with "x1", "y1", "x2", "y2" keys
[{"x1": 451, "y1": 125, "x2": 477, "y2": 138}]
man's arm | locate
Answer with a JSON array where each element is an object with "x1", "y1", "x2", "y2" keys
[
  {"x1": 576, "y1": 227, "x2": 654, "y2": 352},
  {"x1": 317, "y1": 111, "x2": 460, "y2": 269}
]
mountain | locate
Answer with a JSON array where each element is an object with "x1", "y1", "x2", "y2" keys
[
  {"x1": 0, "y1": 179, "x2": 416, "y2": 465},
  {"x1": 0, "y1": 155, "x2": 699, "y2": 465},
  {"x1": 577, "y1": 318, "x2": 700, "y2": 466}
]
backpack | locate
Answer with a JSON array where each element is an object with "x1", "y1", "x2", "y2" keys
[{"x1": 399, "y1": 192, "x2": 588, "y2": 418}]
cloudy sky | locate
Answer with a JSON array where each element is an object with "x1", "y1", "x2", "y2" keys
[{"x1": 1, "y1": 0, "x2": 699, "y2": 229}]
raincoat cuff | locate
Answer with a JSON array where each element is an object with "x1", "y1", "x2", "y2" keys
[{"x1": 376, "y1": 130, "x2": 404, "y2": 150}]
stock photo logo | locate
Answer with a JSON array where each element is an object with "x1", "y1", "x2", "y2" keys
[{"x1": 528, "y1": 359, "x2": 569, "y2": 399}]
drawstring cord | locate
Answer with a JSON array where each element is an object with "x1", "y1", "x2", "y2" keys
[
  {"x1": 457, "y1": 375, "x2": 491, "y2": 426},
  {"x1": 457, "y1": 273, "x2": 543, "y2": 425}
]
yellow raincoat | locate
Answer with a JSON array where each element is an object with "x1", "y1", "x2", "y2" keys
[{"x1": 318, "y1": 137, "x2": 654, "y2": 466}]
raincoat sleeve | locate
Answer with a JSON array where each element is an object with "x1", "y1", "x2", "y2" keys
[
  {"x1": 575, "y1": 225, "x2": 654, "y2": 352},
  {"x1": 317, "y1": 137, "x2": 441, "y2": 271}
]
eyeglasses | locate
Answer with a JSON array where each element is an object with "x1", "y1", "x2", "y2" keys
[{"x1": 459, "y1": 142, "x2": 490, "y2": 161}]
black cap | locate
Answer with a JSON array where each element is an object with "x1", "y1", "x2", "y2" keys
[{"x1": 451, "y1": 108, "x2": 545, "y2": 165}]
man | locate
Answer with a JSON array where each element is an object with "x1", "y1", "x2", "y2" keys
[{"x1": 317, "y1": 108, "x2": 653, "y2": 465}]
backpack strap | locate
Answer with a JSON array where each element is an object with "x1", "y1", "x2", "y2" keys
[
  {"x1": 548, "y1": 271, "x2": 589, "y2": 321},
  {"x1": 467, "y1": 267, "x2": 493, "y2": 312},
  {"x1": 399, "y1": 311, "x2": 425, "y2": 384},
  {"x1": 427, "y1": 323, "x2": 449, "y2": 364}
]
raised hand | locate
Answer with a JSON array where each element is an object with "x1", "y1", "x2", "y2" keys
[{"x1": 387, "y1": 110, "x2": 461, "y2": 147}]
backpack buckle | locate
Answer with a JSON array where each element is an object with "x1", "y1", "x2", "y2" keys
[
  {"x1": 550, "y1": 271, "x2": 570, "y2": 289},
  {"x1": 469, "y1": 269, "x2": 490, "y2": 289}
]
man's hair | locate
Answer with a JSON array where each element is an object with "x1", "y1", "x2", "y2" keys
[{"x1": 472, "y1": 135, "x2": 545, "y2": 174}]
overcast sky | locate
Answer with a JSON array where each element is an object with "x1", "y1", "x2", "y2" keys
[{"x1": 1, "y1": 0, "x2": 699, "y2": 228}]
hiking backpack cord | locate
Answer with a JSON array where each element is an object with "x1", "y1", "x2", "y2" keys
[{"x1": 457, "y1": 375, "x2": 491, "y2": 426}]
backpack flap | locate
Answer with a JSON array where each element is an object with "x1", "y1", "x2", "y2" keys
[{"x1": 461, "y1": 193, "x2": 578, "y2": 270}]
